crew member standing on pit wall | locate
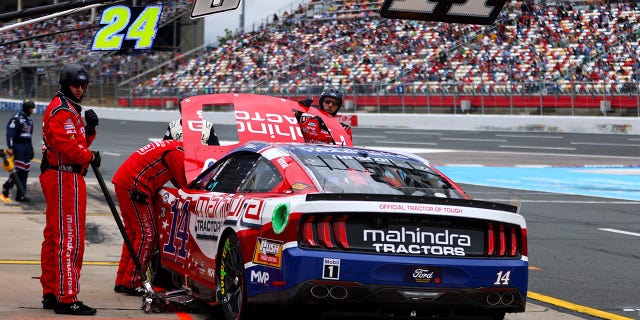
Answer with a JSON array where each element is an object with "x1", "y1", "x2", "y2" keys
[
  {"x1": 3, "y1": 99, "x2": 35, "y2": 202},
  {"x1": 112, "y1": 139, "x2": 187, "y2": 296},
  {"x1": 163, "y1": 92, "x2": 220, "y2": 145},
  {"x1": 298, "y1": 88, "x2": 352, "y2": 144},
  {"x1": 39, "y1": 62, "x2": 101, "y2": 316}
]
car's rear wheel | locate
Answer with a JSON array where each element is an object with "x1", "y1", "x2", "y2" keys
[{"x1": 217, "y1": 232, "x2": 249, "y2": 320}]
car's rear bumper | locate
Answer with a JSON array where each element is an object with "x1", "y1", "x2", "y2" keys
[{"x1": 246, "y1": 247, "x2": 527, "y2": 313}]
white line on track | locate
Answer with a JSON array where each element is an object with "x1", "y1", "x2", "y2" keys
[
  {"x1": 439, "y1": 137, "x2": 507, "y2": 142},
  {"x1": 101, "y1": 152, "x2": 121, "y2": 156},
  {"x1": 570, "y1": 142, "x2": 640, "y2": 147},
  {"x1": 498, "y1": 145, "x2": 576, "y2": 151},
  {"x1": 495, "y1": 134, "x2": 565, "y2": 139},
  {"x1": 598, "y1": 228, "x2": 640, "y2": 237},
  {"x1": 360, "y1": 146, "x2": 455, "y2": 154},
  {"x1": 383, "y1": 131, "x2": 443, "y2": 135},
  {"x1": 476, "y1": 199, "x2": 639, "y2": 204},
  {"x1": 377, "y1": 141, "x2": 439, "y2": 146}
]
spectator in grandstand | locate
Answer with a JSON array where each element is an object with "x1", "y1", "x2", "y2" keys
[
  {"x1": 163, "y1": 92, "x2": 220, "y2": 145},
  {"x1": 3, "y1": 99, "x2": 35, "y2": 202},
  {"x1": 112, "y1": 139, "x2": 187, "y2": 297},
  {"x1": 298, "y1": 88, "x2": 352, "y2": 144},
  {"x1": 39, "y1": 63, "x2": 100, "y2": 316}
]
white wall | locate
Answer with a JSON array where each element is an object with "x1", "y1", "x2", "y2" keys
[{"x1": 3, "y1": 98, "x2": 638, "y2": 135}]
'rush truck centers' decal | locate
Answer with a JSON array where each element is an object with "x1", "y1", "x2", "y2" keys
[{"x1": 253, "y1": 238, "x2": 283, "y2": 268}]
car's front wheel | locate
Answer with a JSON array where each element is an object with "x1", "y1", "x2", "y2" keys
[{"x1": 217, "y1": 232, "x2": 249, "y2": 320}]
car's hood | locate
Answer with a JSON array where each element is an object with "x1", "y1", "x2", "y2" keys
[{"x1": 181, "y1": 93, "x2": 353, "y2": 182}]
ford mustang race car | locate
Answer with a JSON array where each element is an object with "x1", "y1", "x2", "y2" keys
[{"x1": 151, "y1": 94, "x2": 528, "y2": 320}]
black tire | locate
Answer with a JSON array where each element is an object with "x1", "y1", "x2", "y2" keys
[
  {"x1": 217, "y1": 232, "x2": 249, "y2": 320},
  {"x1": 148, "y1": 250, "x2": 176, "y2": 289}
]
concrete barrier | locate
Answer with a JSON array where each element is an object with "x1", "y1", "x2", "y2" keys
[{"x1": 3, "y1": 98, "x2": 638, "y2": 135}]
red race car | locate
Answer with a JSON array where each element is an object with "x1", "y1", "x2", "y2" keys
[{"x1": 151, "y1": 94, "x2": 528, "y2": 320}]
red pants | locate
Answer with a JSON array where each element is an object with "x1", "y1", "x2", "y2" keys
[
  {"x1": 40, "y1": 170, "x2": 87, "y2": 303},
  {"x1": 114, "y1": 186, "x2": 157, "y2": 288}
]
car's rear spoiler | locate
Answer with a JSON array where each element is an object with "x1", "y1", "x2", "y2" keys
[{"x1": 305, "y1": 193, "x2": 519, "y2": 214}]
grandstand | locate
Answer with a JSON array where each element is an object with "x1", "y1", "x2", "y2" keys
[
  {"x1": 2, "y1": 0, "x2": 640, "y2": 116},
  {"x1": 0, "y1": 0, "x2": 200, "y2": 103}
]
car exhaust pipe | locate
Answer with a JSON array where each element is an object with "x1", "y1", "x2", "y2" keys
[
  {"x1": 500, "y1": 292, "x2": 515, "y2": 305},
  {"x1": 486, "y1": 292, "x2": 501, "y2": 305},
  {"x1": 328, "y1": 286, "x2": 348, "y2": 300},
  {"x1": 310, "y1": 285, "x2": 329, "y2": 299}
]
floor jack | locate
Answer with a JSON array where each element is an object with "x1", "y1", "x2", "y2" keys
[
  {"x1": 0, "y1": 149, "x2": 26, "y2": 202},
  {"x1": 91, "y1": 163, "x2": 205, "y2": 313}
]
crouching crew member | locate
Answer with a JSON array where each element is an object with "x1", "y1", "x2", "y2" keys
[{"x1": 112, "y1": 140, "x2": 187, "y2": 296}]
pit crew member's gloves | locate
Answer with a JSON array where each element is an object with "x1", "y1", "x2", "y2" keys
[
  {"x1": 90, "y1": 151, "x2": 101, "y2": 168},
  {"x1": 2, "y1": 155, "x2": 14, "y2": 172},
  {"x1": 298, "y1": 98, "x2": 313, "y2": 107},
  {"x1": 85, "y1": 109, "x2": 99, "y2": 134}
]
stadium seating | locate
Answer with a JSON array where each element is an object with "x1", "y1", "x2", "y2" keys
[{"x1": 3, "y1": 0, "x2": 640, "y2": 112}]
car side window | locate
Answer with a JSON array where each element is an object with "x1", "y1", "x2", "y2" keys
[
  {"x1": 237, "y1": 157, "x2": 282, "y2": 193},
  {"x1": 188, "y1": 152, "x2": 260, "y2": 192}
]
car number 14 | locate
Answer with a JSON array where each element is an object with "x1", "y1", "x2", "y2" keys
[{"x1": 494, "y1": 270, "x2": 511, "y2": 285}]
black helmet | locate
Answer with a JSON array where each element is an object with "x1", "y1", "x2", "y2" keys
[
  {"x1": 178, "y1": 92, "x2": 197, "y2": 112},
  {"x1": 59, "y1": 63, "x2": 89, "y2": 85},
  {"x1": 22, "y1": 99, "x2": 35, "y2": 113},
  {"x1": 59, "y1": 63, "x2": 89, "y2": 103},
  {"x1": 319, "y1": 88, "x2": 343, "y2": 115}
]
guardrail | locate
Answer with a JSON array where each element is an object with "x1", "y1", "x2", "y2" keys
[
  {"x1": 4, "y1": 97, "x2": 638, "y2": 135},
  {"x1": 114, "y1": 82, "x2": 640, "y2": 116}
]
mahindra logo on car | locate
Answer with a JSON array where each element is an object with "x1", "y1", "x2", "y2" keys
[
  {"x1": 235, "y1": 111, "x2": 304, "y2": 141},
  {"x1": 363, "y1": 228, "x2": 471, "y2": 256}
]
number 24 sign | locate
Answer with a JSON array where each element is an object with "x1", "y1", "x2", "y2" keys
[{"x1": 91, "y1": 5, "x2": 163, "y2": 51}]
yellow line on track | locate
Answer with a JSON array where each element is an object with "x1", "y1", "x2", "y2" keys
[
  {"x1": 0, "y1": 259, "x2": 118, "y2": 266},
  {"x1": 528, "y1": 291, "x2": 634, "y2": 320}
]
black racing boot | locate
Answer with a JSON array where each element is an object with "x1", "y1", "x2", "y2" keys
[
  {"x1": 16, "y1": 195, "x2": 31, "y2": 202},
  {"x1": 54, "y1": 301, "x2": 97, "y2": 315},
  {"x1": 114, "y1": 285, "x2": 144, "y2": 296},
  {"x1": 42, "y1": 293, "x2": 57, "y2": 309}
]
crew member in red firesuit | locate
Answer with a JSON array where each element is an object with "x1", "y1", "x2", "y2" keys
[
  {"x1": 298, "y1": 88, "x2": 352, "y2": 144},
  {"x1": 39, "y1": 63, "x2": 101, "y2": 316},
  {"x1": 3, "y1": 99, "x2": 35, "y2": 202},
  {"x1": 112, "y1": 139, "x2": 187, "y2": 296}
]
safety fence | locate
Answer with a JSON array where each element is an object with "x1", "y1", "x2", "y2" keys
[
  {"x1": 114, "y1": 81, "x2": 640, "y2": 117},
  {"x1": 12, "y1": 81, "x2": 640, "y2": 117}
]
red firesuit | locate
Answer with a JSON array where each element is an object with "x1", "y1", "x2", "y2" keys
[
  {"x1": 40, "y1": 93, "x2": 96, "y2": 304},
  {"x1": 299, "y1": 114, "x2": 352, "y2": 144},
  {"x1": 112, "y1": 140, "x2": 187, "y2": 290}
]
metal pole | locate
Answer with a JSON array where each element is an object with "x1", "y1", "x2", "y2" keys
[
  {"x1": 90, "y1": 163, "x2": 155, "y2": 296},
  {"x1": 0, "y1": 0, "x2": 122, "y2": 24}
]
